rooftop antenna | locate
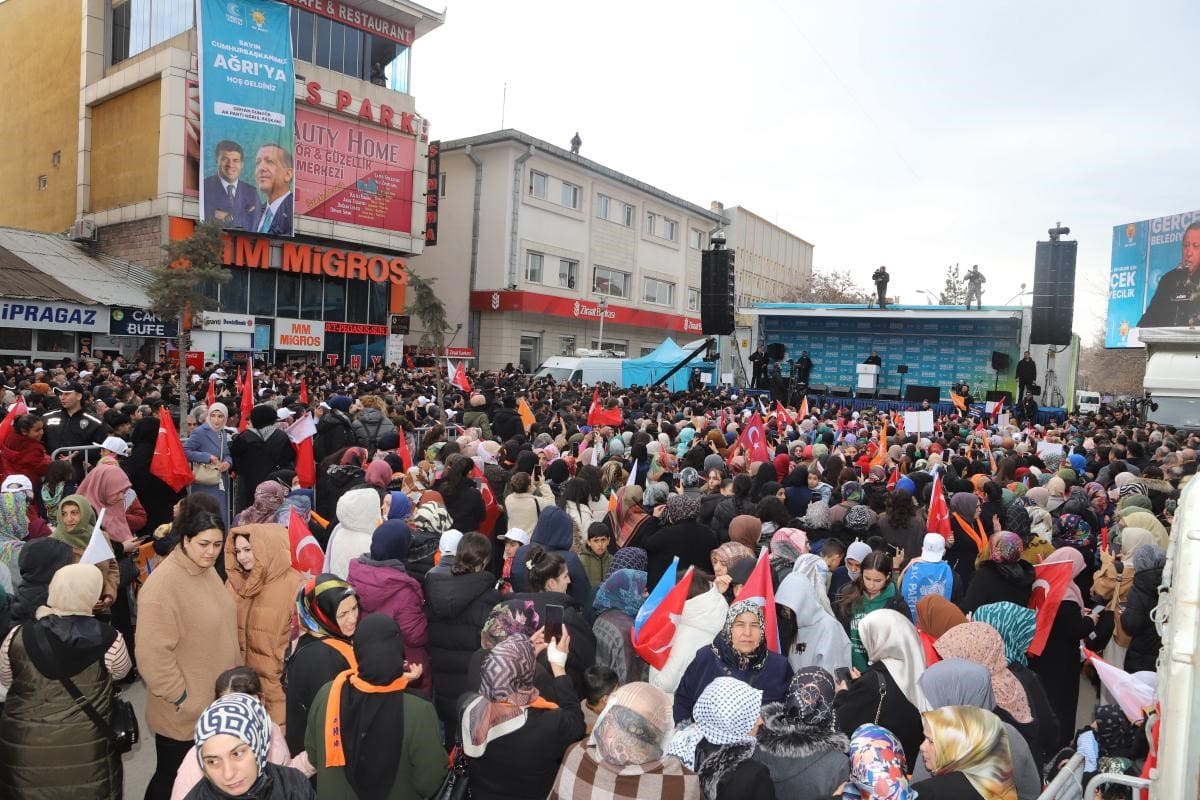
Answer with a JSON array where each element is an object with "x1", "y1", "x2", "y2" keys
[{"x1": 501, "y1": 82, "x2": 507, "y2": 129}]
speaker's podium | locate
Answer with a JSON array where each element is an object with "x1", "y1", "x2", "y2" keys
[{"x1": 856, "y1": 364, "x2": 879, "y2": 396}]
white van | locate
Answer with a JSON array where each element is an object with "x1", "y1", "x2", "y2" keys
[
  {"x1": 1075, "y1": 390, "x2": 1101, "y2": 414},
  {"x1": 533, "y1": 355, "x2": 624, "y2": 385}
]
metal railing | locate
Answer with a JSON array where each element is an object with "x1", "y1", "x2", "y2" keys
[
  {"x1": 1037, "y1": 753, "x2": 1085, "y2": 800},
  {"x1": 1084, "y1": 772, "x2": 1150, "y2": 799}
]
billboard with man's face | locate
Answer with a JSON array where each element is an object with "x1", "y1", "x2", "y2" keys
[
  {"x1": 1106, "y1": 209, "x2": 1200, "y2": 347},
  {"x1": 197, "y1": 0, "x2": 295, "y2": 237}
]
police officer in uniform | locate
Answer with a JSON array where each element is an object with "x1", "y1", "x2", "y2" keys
[{"x1": 41, "y1": 381, "x2": 109, "y2": 479}]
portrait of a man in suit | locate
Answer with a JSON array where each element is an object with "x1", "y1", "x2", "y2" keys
[
  {"x1": 252, "y1": 143, "x2": 294, "y2": 236},
  {"x1": 202, "y1": 140, "x2": 260, "y2": 229}
]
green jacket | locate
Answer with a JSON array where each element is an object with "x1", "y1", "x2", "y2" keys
[
  {"x1": 305, "y1": 683, "x2": 448, "y2": 800},
  {"x1": 461, "y1": 410, "x2": 492, "y2": 439}
]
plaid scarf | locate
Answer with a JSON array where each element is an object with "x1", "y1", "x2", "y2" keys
[{"x1": 549, "y1": 742, "x2": 700, "y2": 800}]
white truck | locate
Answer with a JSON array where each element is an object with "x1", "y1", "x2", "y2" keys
[
  {"x1": 1139, "y1": 328, "x2": 1200, "y2": 430},
  {"x1": 532, "y1": 353, "x2": 624, "y2": 385}
]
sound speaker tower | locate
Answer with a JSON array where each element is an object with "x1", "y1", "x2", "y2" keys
[
  {"x1": 701, "y1": 248, "x2": 736, "y2": 335},
  {"x1": 1030, "y1": 239, "x2": 1077, "y2": 346}
]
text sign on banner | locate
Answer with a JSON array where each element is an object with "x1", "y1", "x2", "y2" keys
[
  {"x1": 273, "y1": 318, "x2": 325, "y2": 351},
  {"x1": 109, "y1": 306, "x2": 178, "y2": 337}
]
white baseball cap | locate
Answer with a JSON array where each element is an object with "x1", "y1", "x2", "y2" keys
[
  {"x1": 276, "y1": 407, "x2": 295, "y2": 421},
  {"x1": 1, "y1": 475, "x2": 33, "y2": 495},
  {"x1": 439, "y1": 529, "x2": 464, "y2": 556},
  {"x1": 499, "y1": 528, "x2": 530, "y2": 545},
  {"x1": 101, "y1": 436, "x2": 130, "y2": 457}
]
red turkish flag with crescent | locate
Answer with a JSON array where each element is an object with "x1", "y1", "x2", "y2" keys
[
  {"x1": 288, "y1": 507, "x2": 324, "y2": 575},
  {"x1": 1027, "y1": 560, "x2": 1073, "y2": 656},
  {"x1": 926, "y1": 472, "x2": 952, "y2": 539},
  {"x1": 728, "y1": 412, "x2": 770, "y2": 465}
]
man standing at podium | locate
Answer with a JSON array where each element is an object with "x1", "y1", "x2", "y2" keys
[{"x1": 861, "y1": 351, "x2": 882, "y2": 398}]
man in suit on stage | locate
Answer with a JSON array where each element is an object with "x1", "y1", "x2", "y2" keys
[
  {"x1": 252, "y1": 143, "x2": 294, "y2": 236},
  {"x1": 749, "y1": 344, "x2": 768, "y2": 389},
  {"x1": 202, "y1": 140, "x2": 260, "y2": 229}
]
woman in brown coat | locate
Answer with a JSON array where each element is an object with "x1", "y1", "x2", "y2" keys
[{"x1": 225, "y1": 523, "x2": 303, "y2": 724}]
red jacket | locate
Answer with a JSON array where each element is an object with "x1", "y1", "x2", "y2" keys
[{"x1": 1, "y1": 427, "x2": 50, "y2": 485}]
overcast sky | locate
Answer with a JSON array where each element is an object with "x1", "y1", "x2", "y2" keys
[{"x1": 413, "y1": 0, "x2": 1199, "y2": 344}]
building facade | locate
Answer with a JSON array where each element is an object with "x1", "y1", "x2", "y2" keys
[
  {"x1": 714, "y1": 204, "x2": 814, "y2": 307},
  {"x1": 412, "y1": 130, "x2": 721, "y2": 371},
  {"x1": 0, "y1": 0, "x2": 443, "y2": 368}
]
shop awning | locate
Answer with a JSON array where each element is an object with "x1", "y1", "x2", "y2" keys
[{"x1": 0, "y1": 226, "x2": 154, "y2": 307}]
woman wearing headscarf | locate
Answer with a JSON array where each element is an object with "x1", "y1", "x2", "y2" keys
[
  {"x1": 915, "y1": 594, "x2": 968, "y2": 665},
  {"x1": 284, "y1": 574, "x2": 360, "y2": 756},
  {"x1": 0, "y1": 564, "x2": 132, "y2": 799},
  {"x1": 8, "y1": 536, "x2": 73, "y2": 625},
  {"x1": 725, "y1": 515, "x2": 761, "y2": 553},
  {"x1": 183, "y1": 402, "x2": 233, "y2": 525},
  {"x1": 650, "y1": 574, "x2": 729, "y2": 698},
  {"x1": 232, "y1": 481, "x2": 287, "y2": 527},
  {"x1": 225, "y1": 523, "x2": 304, "y2": 724},
  {"x1": 834, "y1": 608, "x2": 927, "y2": 761},
  {"x1": 673, "y1": 600, "x2": 792, "y2": 724},
  {"x1": 753, "y1": 667, "x2": 849, "y2": 799},
  {"x1": 607, "y1": 485, "x2": 659, "y2": 550},
  {"x1": 304, "y1": 614, "x2": 446, "y2": 800},
  {"x1": 137, "y1": 511, "x2": 240, "y2": 800},
  {"x1": 1121, "y1": 543, "x2": 1167, "y2": 673},
  {"x1": 125, "y1": 415, "x2": 185, "y2": 533},
  {"x1": 645, "y1": 492, "x2": 719, "y2": 586},
  {"x1": 503, "y1": 470, "x2": 556, "y2": 538},
  {"x1": 911, "y1": 706, "x2": 1018, "y2": 800},
  {"x1": 710, "y1": 475, "x2": 757, "y2": 541},
  {"x1": 593, "y1": 568, "x2": 649, "y2": 683},
  {"x1": 324, "y1": 486, "x2": 384, "y2": 580},
  {"x1": 947, "y1": 492, "x2": 988, "y2": 584},
  {"x1": 462, "y1": 631, "x2": 585, "y2": 800},
  {"x1": 77, "y1": 456, "x2": 142, "y2": 549},
  {"x1": 780, "y1": 465, "x2": 812, "y2": 519},
  {"x1": 1114, "y1": 507, "x2": 1168, "y2": 550},
  {"x1": 960, "y1": 532, "x2": 1036, "y2": 614},
  {"x1": 666, "y1": 676, "x2": 776, "y2": 800},
  {"x1": 346, "y1": 520, "x2": 431, "y2": 696},
  {"x1": 915, "y1": 661, "x2": 1041, "y2": 800},
  {"x1": 1026, "y1": 546, "x2": 1100, "y2": 750},
  {"x1": 189, "y1": 693, "x2": 314, "y2": 799},
  {"x1": 842, "y1": 723, "x2": 914, "y2": 800},
  {"x1": 49, "y1": 495, "x2": 119, "y2": 607},
  {"x1": 1051, "y1": 513, "x2": 1099, "y2": 602},
  {"x1": 775, "y1": 572, "x2": 851, "y2": 674},
  {"x1": 550, "y1": 681, "x2": 700, "y2": 800},
  {"x1": 1021, "y1": 505, "x2": 1056, "y2": 564}
]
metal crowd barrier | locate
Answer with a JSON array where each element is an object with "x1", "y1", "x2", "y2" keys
[
  {"x1": 1037, "y1": 753, "x2": 1085, "y2": 800},
  {"x1": 1083, "y1": 772, "x2": 1150, "y2": 800}
]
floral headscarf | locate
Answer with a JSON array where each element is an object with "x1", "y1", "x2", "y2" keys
[
  {"x1": 921, "y1": 706, "x2": 1017, "y2": 800},
  {"x1": 1053, "y1": 513, "x2": 1094, "y2": 552},
  {"x1": 781, "y1": 666, "x2": 839, "y2": 732},
  {"x1": 934, "y1": 622, "x2": 1032, "y2": 723},
  {"x1": 592, "y1": 681, "x2": 673, "y2": 767},
  {"x1": 770, "y1": 528, "x2": 810, "y2": 562},
  {"x1": 234, "y1": 480, "x2": 288, "y2": 526},
  {"x1": 842, "y1": 724, "x2": 912, "y2": 800},
  {"x1": 713, "y1": 599, "x2": 768, "y2": 672},
  {"x1": 605, "y1": 546, "x2": 648, "y2": 580},
  {"x1": 592, "y1": 569, "x2": 647, "y2": 619},
  {"x1": 464, "y1": 634, "x2": 547, "y2": 757},
  {"x1": 296, "y1": 573, "x2": 356, "y2": 640},
  {"x1": 988, "y1": 531, "x2": 1024, "y2": 564},
  {"x1": 480, "y1": 600, "x2": 540, "y2": 649},
  {"x1": 971, "y1": 602, "x2": 1037, "y2": 666},
  {"x1": 660, "y1": 493, "x2": 701, "y2": 526}
]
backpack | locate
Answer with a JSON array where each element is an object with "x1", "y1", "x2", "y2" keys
[{"x1": 362, "y1": 416, "x2": 384, "y2": 460}]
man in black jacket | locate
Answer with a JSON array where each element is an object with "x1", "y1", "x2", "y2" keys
[
  {"x1": 1015, "y1": 350, "x2": 1037, "y2": 400},
  {"x1": 313, "y1": 395, "x2": 356, "y2": 462},
  {"x1": 41, "y1": 381, "x2": 108, "y2": 479},
  {"x1": 491, "y1": 395, "x2": 523, "y2": 442},
  {"x1": 230, "y1": 404, "x2": 296, "y2": 513}
]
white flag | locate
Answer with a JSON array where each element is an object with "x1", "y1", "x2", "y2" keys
[
  {"x1": 626, "y1": 459, "x2": 638, "y2": 487},
  {"x1": 80, "y1": 509, "x2": 115, "y2": 564},
  {"x1": 287, "y1": 412, "x2": 317, "y2": 444},
  {"x1": 590, "y1": 441, "x2": 600, "y2": 467}
]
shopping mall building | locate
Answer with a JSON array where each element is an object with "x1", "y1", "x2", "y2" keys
[{"x1": 0, "y1": 0, "x2": 442, "y2": 367}]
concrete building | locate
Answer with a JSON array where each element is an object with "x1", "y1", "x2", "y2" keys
[
  {"x1": 713, "y1": 204, "x2": 814, "y2": 307},
  {"x1": 412, "y1": 129, "x2": 721, "y2": 371},
  {"x1": 0, "y1": 0, "x2": 443, "y2": 366}
]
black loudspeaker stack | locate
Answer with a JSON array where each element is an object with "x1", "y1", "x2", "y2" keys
[
  {"x1": 701, "y1": 247, "x2": 736, "y2": 336},
  {"x1": 1030, "y1": 239, "x2": 1077, "y2": 346},
  {"x1": 991, "y1": 351, "x2": 1011, "y2": 372}
]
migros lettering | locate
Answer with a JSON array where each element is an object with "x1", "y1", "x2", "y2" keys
[{"x1": 222, "y1": 235, "x2": 407, "y2": 285}]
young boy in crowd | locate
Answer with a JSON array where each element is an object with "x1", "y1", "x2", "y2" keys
[
  {"x1": 581, "y1": 664, "x2": 619, "y2": 735},
  {"x1": 579, "y1": 521, "x2": 613, "y2": 587},
  {"x1": 496, "y1": 527, "x2": 529, "y2": 595}
]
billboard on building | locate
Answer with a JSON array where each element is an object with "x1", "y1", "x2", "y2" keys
[
  {"x1": 294, "y1": 106, "x2": 415, "y2": 232},
  {"x1": 197, "y1": 0, "x2": 295, "y2": 236},
  {"x1": 1106, "y1": 209, "x2": 1200, "y2": 347}
]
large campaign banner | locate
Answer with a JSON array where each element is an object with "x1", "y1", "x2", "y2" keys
[
  {"x1": 1106, "y1": 209, "x2": 1200, "y2": 347},
  {"x1": 294, "y1": 106, "x2": 416, "y2": 232},
  {"x1": 198, "y1": 0, "x2": 294, "y2": 236}
]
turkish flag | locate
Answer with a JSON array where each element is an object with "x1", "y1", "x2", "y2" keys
[
  {"x1": 0, "y1": 397, "x2": 29, "y2": 446},
  {"x1": 206, "y1": 375, "x2": 216, "y2": 407},
  {"x1": 288, "y1": 507, "x2": 324, "y2": 575},
  {"x1": 733, "y1": 550, "x2": 780, "y2": 652},
  {"x1": 238, "y1": 369, "x2": 254, "y2": 432},
  {"x1": 473, "y1": 464, "x2": 501, "y2": 536},
  {"x1": 447, "y1": 359, "x2": 472, "y2": 392},
  {"x1": 588, "y1": 389, "x2": 623, "y2": 428},
  {"x1": 287, "y1": 413, "x2": 317, "y2": 489},
  {"x1": 396, "y1": 429, "x2": 413, "y2": 471},
  {"x1": 150, "y1": 407, "x2": 193, "y2": 492},
  {"x1": 927, "y1": 472, "x2": 952, "y2": 539},
  {"x1": 1027, "y1": 560, "x2": 1073, "y2": 656},
  {"x1": 887, "y1": 467, "x2": 900, "y2": 490},
  {"x1": 728, "y1": 412, "x2": 770, "y2": 465},
  {"x1": 631, "y1": 565, "x2": 694, "y2": 670},
  {"x1": 774, "y1": 401, "x2": 794, "y2": 428},
  {"x1": 299, "y1": 378, "x2": 308, "y2": 405}
]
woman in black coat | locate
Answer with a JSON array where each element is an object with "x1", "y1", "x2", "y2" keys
[
  {"x1": 1121, "y1": 543, "x2": 1166, "y2": 674},
  {"x1": 958, "y1": 532, "x2": 1035, "y2": 615},
  {"x1": 432, "y1": 454, "x2": 485, "y2": 533},
  {"x1": 229, "y1": 405, "x2": 296, "y2": 514},
  {"x1": 643, "y1": 493, "x2": 719, "y2": 586},
  {"x1": 423, "y1": 533, "x2": 502, "y2": 746},
  {"x1": 123, "y1": 416, "x2": 185, "y2": 533}
]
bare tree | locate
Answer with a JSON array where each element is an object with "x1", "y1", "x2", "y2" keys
[
  {"x1": 783, "y1": 269, "x2": 870, "y2": 303},
  {"x1": 938, "y1": 263, "x2": 966, "y2": 305},
  {"x1": 1077, "y1": 344, "x2": 1147, "y2": 395}
]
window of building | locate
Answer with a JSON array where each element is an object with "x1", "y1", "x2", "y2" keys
[
  {"x1": 690, "y1": 229, "x2": 705, "y2": 249},
  {"x1": 37, "y1": 175, "x2": 47, "y2": 191},
  {"x1": 0, "y1": 329, "x2": 32, "y2": 351},
  {"x1": 688, "y1": 287, "x2": 701, "y2": 312},
  {"x1": 290, "y1": 9, "x2": 411, "y2": 91},
  {"x1": 346, "y1": 281, "x2": 370, "y2": 323},
  {"x1": 662, "y1": 218, "x2": 678, "y2": 242},
  {"x1": 621, "y1": 202, "x2": 634, "y2": 227},
  {"x1": 557, "y1": 259, "x2": 578, "y2": 289},
  {"x1": 559, "y1": 335, "x2": 576, "y2": 355},
  {"x1": 324, "y1": 332, "x2": 345, "y2": 360},
  {"x1": 277, "y1": 272, "x2": 301, "y2": 318},
  {"x1": 529, "y1": 170, "x2": 548, "y2": 199},
  {"x1": 368, "y1": 281, "x2": 388, "y2": 326},
  {"x1": 590, "y1": 338, "x2": 627, "y2": 354},
  {"x1": 439, "y1": 173, "x2": 447, "y2": 197},
  {"x1": 640, "y1": 345, "x2": 657, "y2": 357},
  {"x1": 110, "y1": 0, "x2": 194, "y2": 65},
  {"x1": 220, "y1": 270, "x2": 249, "y2": 314},
  {"x1": 643, "y1": 277, "x2": 675, "y2": 306},
  {"x1": 300, "y1": 274, "x2": 324, "y2": 320},
  {"x1": 561, "y1": 181, "x2": 581, "y2": 210},
  {"x1": 248, "y1": 271, "x2": 276, "y2": 316},
  {"x1": 593, "y1": 266, "x2": 630, "y2": 299},
  {"x1": 36, "y1": 330, "x2": 76, "y2": 353},
  {"x1": 519, "y1": 334, "x2": 541, "y2": 373},
  {"x1": 596, "y1": 194, "x2": 610, "y2": 220},
  {"x1": 644, "y1": 211, "x2": 656, "y2": 235},
  {"x1": 525, "y1": 252, "x2": 544, "y2": 283},
  {"x1": 323, "y1": 279, "x2": 346, "y2": 322}
]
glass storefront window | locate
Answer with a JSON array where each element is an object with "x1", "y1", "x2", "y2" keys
[
  {"x1": 347, "y1": 281, "x2": 370, "y2": 323},
  {"x1": 221, "y1": 270, "x2": 249, "y2": 314},
  {"x1": 249, "y1": 271, "x2": 277, "y2": 316},
  {"x1": 300, "y1": 275, "x2": 323, "y2": 320},
  {"x1": 345, "y1": 334, "x2": 367, "y2": 367},
  {"x1": 111, "y1": 0, "x2": 193, "y2": 65},
  {"x1": 277, "y1": 273, "x2": 301, "y2": 318},
  {"x1": 368, "y1": 281, "x2": 388, "y2": 325},
  {"x1": 37, "y1": 330, "x2": 76, "y2": 353},
  {"x1": 290, "y1": 8, "x2": 411, "y2": 92},
  {"x1": 324, "y1": 332, "x2": 344, "y2": 362},
  {"x1": 324, "y1": 280, "x2": 346, "y2": 322},
  {"x1": 0, "y1": 329, "x2": 33, "y2": 351},
  {"x1": 365, "y1": 335, "x2": 385, "y2": 367}
]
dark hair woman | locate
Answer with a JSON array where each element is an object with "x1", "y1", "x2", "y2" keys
[
  {"x1": 434, "y1": 453, "x2": 486, "y2": 533},
  {"x1": 711, "y1": 474, "x2": 758, "y2": 540},
  {"x1": 835, "y1": 551, "x2": 911, "y2": 673},
  {"x1": 877, "y1": 488, "x2": 926, "y2": 564}
]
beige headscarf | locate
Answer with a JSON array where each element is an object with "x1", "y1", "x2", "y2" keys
[{"x1": 36, "y1": 563, "x2": 103, "y2": 619}]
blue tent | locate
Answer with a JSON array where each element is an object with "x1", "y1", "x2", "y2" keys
[{"x1": 621, "y1": 337, "x2": 715, "y2": 391}]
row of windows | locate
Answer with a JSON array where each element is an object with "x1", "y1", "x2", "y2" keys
[
  {"x1": 111, "y1": 0, "x2": 192, "y2": 64},
  {"x1": 208, "y1": 270, "x2": 389, "y2": 325},
  {"x1": 526, "y1": 253, "x2": 700, "y2": 310},
  {"x1": 526, "y1": 171, "x2": 707, "y2": 248}
]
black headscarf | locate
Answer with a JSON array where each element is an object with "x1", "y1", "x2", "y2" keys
[
  {"x1": 122, "y1": 415, "x2": 159, "y2": 478},
  {"x1": 10, "y1": 538, "x2": 74, "y2": 623},
  {"x1": 341, "y1": 613, "x2": 409, "y2": 800}
]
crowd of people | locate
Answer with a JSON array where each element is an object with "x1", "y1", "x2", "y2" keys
[{"x1": 0, "y1": 353, "x2": 1192, "y2": 800}]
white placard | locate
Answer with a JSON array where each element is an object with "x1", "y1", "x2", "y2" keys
[
  {"x1": 904, "y1": 410, "x2": 934, "y2": 433},
  {"x1": 996, "y1": 412, "x2": 1010, "y2": 428},
  {"x1": 273, "y1": 317, "x2": 325, "y2": 351},
  {"x1": 80, "y1": 509, "x2": 115, "y2": 564},
  {"x1": 1036, "y1": 441, "x2": 1064, "y2": 458},
  {"x1": 720, "y1": 372, "x2": 733, "y2": 385},
  {"x1": 700, "y1": 373, "x2": 712, "y2": 384}
]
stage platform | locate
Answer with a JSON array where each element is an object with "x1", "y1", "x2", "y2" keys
[{"x1": 741, "y1": 389, "x2": 1068, "y2": 426}]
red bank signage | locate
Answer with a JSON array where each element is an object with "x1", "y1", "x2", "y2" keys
[
  {"x1": 281, "y1": 0, "x2": 414, "y2": 45},
  {"x1": 469, "y1": 290, "x2": 704, "y2": 334}
]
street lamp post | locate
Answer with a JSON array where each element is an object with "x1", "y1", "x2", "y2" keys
[{"x1": 597, "y1": 296, "x2": 608, "y2": 352}]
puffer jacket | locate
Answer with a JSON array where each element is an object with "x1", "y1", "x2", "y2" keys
[
  {"x1": 347, "y1": 556, "x2": 431, "y2": 694},
  {"x1": 0, "y1": 428, "x2": 49, "y2": 488},
  {"x1": 649, "y1": 586, "x2": 728, "y2": 696},
  {"x1": 325, "y1": 488, "x2": 382, "y2": 579},
  {"x1": 461, "y1": 409, "x2": 492, "y2": 439},
  {"x1": 1121, "y1": 565, "x2": 1164, "y2": 674},
  {"x1": 511, "y1": 507, "x2": 591, "y2": 607},
  {"x1": 225, "y1": 524, "x2": 303, "y2": 723},
  {"x1": 350, "y1": 407, "x2": 397, "y2": 457},
  {"x1": 422, "y1": 568, "x2": 501, "y2": 739},
  {"x1": 503, "y1": 483, "x2": 555, "y2": 536}
]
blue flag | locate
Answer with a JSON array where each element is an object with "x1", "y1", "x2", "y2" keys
[{"x1": 634, "y1": 556, "x2": 679, "y2": 635}]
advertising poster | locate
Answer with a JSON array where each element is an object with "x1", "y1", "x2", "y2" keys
[
  {"x1": 1106, "y1": 210, "x2": 1200, "y2": 347},
  {"x1": 198, "y1": 0, "x2": 295, "y2": 235},
  {"x1": 294, "y1": 106, "x2": 416, "y2": 232}
]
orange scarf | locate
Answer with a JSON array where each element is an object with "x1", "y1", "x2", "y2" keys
[
  {"x1": 953, "y1": 512, "x2": 989, "y2": 554},
  {"x1": 324, "y1": 670, "x2": 407, "y2": 767},
  {"x1": 320, "y1": 636, "x2": 358, "y2": 669}
]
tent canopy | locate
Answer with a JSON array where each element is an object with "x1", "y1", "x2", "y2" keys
[{"x1": 621, "y1": 337, "x2": 715, "y2": 391}]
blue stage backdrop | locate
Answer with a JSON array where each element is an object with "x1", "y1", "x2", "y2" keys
[{"x1": 760, "y1": 313, "x2": 1021, "y2": 398}]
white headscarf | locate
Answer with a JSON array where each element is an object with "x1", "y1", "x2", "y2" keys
[
  {"x1": 666, "y1": 676, "x2": 762, "y2": 769},
  {"x1": 859, "y1": 608, "x2": 929, "y2": 711},
  {"x1": 207, "y1": 402, "x2": 229, "y2": 431}
]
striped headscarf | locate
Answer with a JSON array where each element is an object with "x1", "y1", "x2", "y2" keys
[
  {"x1": 971, "y1": 602, "x2": 1037, "y2": 666},
  {"x1": 194, "y1": 693, "x2": 271, "y2": 772}
]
